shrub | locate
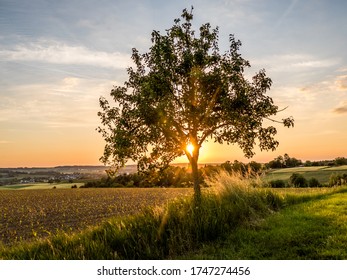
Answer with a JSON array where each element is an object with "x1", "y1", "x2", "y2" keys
[
  {"x1": 111, "y1": 183, "x2": 124, "y2": 188},
  {"x1": 290, "y1": 173, "x2": 307, "y2": 188},
  {"x1": 329, "y1": 173, "x2": 347, "y2": 187},
  {"x1": 308, "y1": 178, "x2": 321, "y2": 188},
  {"x1": 268, "y1": 179, "x2": 286, "y2": 188}
]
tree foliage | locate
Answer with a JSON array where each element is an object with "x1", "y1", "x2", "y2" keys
[
  {"x1": 97, "y1": 7, "x2": 294, "y2": 200},
  {"x1": 267, "y1": 153, "x2": 302, "y2": 169},
  {"x1": 289, "y1": 173, "x2": 307, "y2": 188}
]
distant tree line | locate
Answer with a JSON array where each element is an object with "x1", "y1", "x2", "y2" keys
[
  {"x1": 303, "y1": 157, "x2": 347, "y2": 167},
  {"x1": 82, "y1": 166, "x2": 195, "y2": 189},
  {"x1": 266, "y1": 154, "x2": 347, "y2": 169},
  {"x1": 81, "y1": 155, "x2": 347, "y2": 189},
  {"x1": 266, "y1": 154, "x2": 302, "y2": 169},
  {"x1": 82, "y1": 160, "x2": 264, "y2": 189}
]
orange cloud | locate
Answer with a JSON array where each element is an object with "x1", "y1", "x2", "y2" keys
[
  {"x1": 333, "y1": 106, "x2": 347, "y2": 114},
  {"x1": 333, "y1": 101, "x2": 347, "y2": 114},
  {"x1": 335, "y1": 75, "x2": 347, "y2": 91}
]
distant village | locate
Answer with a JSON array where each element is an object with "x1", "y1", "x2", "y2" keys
[
  {"x1": 18, "y1": 173, "x2": 82, "y2": 184},
  {"x1": 0, "y1": 165, "x2": 137, "y2": 186}
]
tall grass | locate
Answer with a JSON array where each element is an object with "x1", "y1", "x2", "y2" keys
[
  {"x1": 0, "y1": 172, "x2": 284, "y2": 260},
  {"x1": 181, "y1": 185, "x2": 347, "y2": 260}
]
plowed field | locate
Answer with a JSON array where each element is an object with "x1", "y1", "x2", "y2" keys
[{"x1": 0, "y1": 188, "x2": 192, "y2": 245}]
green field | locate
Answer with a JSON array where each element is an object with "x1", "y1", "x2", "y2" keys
[
  {"x1": 0, "y1": 182, "x2": 85, "y2": 190},
  {"x1": 183, "y1": 187, "x2": 347, "y2": 259},
  {"x1": 264, "y1": 165, "x2": 347, "y2": 185}
]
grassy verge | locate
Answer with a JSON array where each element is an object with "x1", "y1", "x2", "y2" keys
[
  {"x1": 181, "y1": 187, "x2": 347, "y2": 259},
  {"x1": 0, "y1": 172, "x2": 283, "y2": 260}
]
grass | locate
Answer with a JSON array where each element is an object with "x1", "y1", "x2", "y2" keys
[
  {"x1": 181, "y1": 187, "x2": 347, "y2": 259},
  {"x1": 270, "y1": 166, "x2": 327, "y2": 173},
  {"x1": 264, "y1": 165, "x2": 347, "y2": 185}
]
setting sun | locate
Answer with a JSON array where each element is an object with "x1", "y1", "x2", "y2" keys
[{"x1": 186, "y1": 143, "x2": 195, "y2": 156}]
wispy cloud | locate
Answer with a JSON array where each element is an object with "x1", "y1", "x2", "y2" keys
[
  {"x1": 253, "y1": 53, "x2": 339, "y2": 72},
  {"x1": 275, "y1": 0, "x2": 300, "y2": 28},
  {"x1": 196, "y1": 0, "x2": 263, "y2": 27},
  {"x1": 333, "y1": 101, "x2": 347, "y2": 114},
  {"x1": 333, "y1": 106, "x2": 347, "y2": 114},
  {"x1": 0, "y1": 77, "x2": 114, "y2": 128},
  {"x1": 292, "y1": 58, "x2": 338, "y2": 68},
  {"x1": 335, "y1": 75, "x2": 347, "y2": 91},
  {"x1": 0, "y1": 40, "x2": 132, "y2": 69}
]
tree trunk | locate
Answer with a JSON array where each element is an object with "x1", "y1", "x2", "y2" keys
[{"x1": 190, "y1": 152, "x2": 201, "y2": 205}]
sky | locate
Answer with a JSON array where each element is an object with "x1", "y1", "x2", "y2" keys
[{"x1": 1, "y1": 0, "x2": 347, "y2": 167}]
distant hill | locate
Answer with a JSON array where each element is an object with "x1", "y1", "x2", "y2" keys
[{"x1": 0, "y1": 163, "x2": 219, "y2": 175}]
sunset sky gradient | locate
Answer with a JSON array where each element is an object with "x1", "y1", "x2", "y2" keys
[{"x1": 1, "y1": 0, "x2": 347, "y2": 167}]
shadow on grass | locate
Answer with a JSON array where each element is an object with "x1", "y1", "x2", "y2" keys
[
  {"x1": 184, "y1": 187, "x2": 347, "y2": 260},
  {"x1": 282, "y1": 186, "x2": 347, "y2": 206}
]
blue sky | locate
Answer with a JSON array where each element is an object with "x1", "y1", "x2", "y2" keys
[{"x1": 1, "y1": 0, "x2": 347, "y2": 167}]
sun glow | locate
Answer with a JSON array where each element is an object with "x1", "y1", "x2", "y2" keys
[{"x1": 186, "y1": 143, "x2": 195, "y2": 156}]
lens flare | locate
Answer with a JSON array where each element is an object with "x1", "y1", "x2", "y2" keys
[{"x1": 186, "y1": 143, "x2": 194, "y2": 156}]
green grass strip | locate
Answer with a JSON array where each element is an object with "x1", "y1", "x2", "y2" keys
[{"x1": 183, "y1": 187, "x2": 347, "y2": 259}]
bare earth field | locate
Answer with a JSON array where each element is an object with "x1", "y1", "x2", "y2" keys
[{"x1": 0, "y1": 188, "x2": 192, "y2": 245}]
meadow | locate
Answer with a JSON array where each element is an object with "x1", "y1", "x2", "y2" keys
[
  {"x1": 264, "y1": 165, "x2": 347, "y2": 185},
  {"x1": 0, "y1": 182, "x2": 85, "y2": 190}
]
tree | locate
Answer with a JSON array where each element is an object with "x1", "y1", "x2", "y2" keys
[
  {"x1": 308, "y1": 177, "x2": 320, "y2": 188},
  {"x1": 267, "y1": 155, "x2": 284, "y2": 169},
  {"x1": 97, "y1": 7, "x2": 294, "y2": 203},
  {"x1": 283, "y1": 153, "x2": 302, "y2": 167},
  {"x1": 290, "y1": 173, "x2": 307, "y2": 188},
  {"x1": 335, "y1": 157, "x2": 347, "y2": 166},
  {"x1": 248, "y1": 161, "x2": 263, "y2": 175}
]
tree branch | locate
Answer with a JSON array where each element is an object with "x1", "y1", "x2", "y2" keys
[
  {"x1": 199, "y1": 86, "x2": 220, "y2": 124},
  {"x1": 277, "y1": 106, "x2": 288, "y2": 113},
  {"x1": 265, "y1": 117, "x2": 285, "y2": 124},
  {"x1": 199, "y1": 120, "x2": 235, "y2": 145}
]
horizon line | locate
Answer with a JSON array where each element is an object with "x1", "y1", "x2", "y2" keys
[{"x1": 0, "y1": 157, "x2": 344, "y2": 169}]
